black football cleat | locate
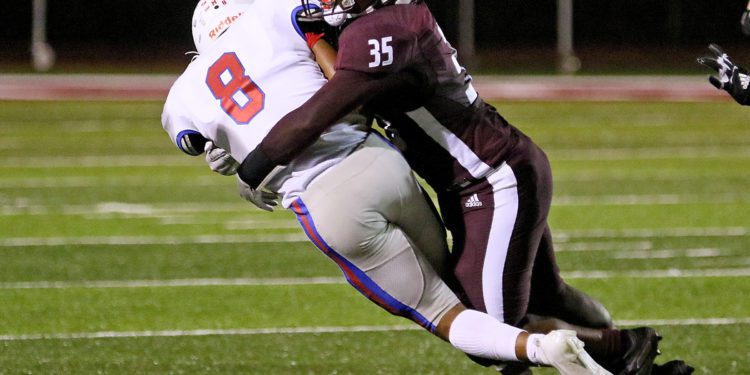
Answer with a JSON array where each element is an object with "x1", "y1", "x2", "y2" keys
[
  {"x1": 616, "y1": 327, "x2": 662, "y2": 375},
  {"x1": 651, "y1": 360, "x2": 695, "y2": 375}
]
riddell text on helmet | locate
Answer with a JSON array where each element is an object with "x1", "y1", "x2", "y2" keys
[{"x1": 209, "y1": 12, "x2": 244, "y2": 40}]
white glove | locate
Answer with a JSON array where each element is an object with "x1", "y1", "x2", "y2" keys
[
  {"x1": 204, "y1": 141, "x2": 240, "y2": 176},
  {"x1": 237, "y1": 177, "x2": 279, "y2": 212}
]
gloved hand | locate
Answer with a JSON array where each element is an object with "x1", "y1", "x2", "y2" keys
[
  {"x1": 237, "y1": 177, "x2": 279, "y2": 212},
  {"x1": 204, "y1": 141, "x2": 240, "y2": 176},
  {"x1": 698, "y1": 44, "x2": 750, "y2": 105},
  {"x1": 177, "y1": 131, "x2": 208, "y2": 156}
]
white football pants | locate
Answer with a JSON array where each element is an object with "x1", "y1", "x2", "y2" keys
[{"x1": 290, "y1": 134, "x2": 460, "y2": 331}]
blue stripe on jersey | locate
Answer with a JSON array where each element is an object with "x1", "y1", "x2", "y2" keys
[
  {"x1": 290, "y1": 198, "x2": 437, "y2": 333},
  {"x1": 291, "y1": 4, "x2": 321, "y2": 39}
]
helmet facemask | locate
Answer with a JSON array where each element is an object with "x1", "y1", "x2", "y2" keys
[
  {"x1": 300, "y1": 0, "x2": 360, "y2": 26},
  {"x1": 300, "y1": 0, "x2": 407, "y2": 27},
  {"x1": 324, "y1": 0, "x2": 358, "y2": 26}
]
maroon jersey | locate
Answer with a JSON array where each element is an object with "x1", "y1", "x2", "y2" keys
[
  {"x1": 335, "y1": 2, "x2": 523, "y2": 191},
  {"x1": 256, "y1": 2, "x2": 524, "y2": 193}
]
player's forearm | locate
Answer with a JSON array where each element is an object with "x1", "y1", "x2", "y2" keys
[
  {"x1": 261, "y1": 71, "x2": 370, "y2": 163},
  {"x1": 237, "y1": 71, "x2": 370, "y2": 188},
  {"x1": 238, "y1": 70, "x2": 422, "y2": 188},
  {"x1": 312, "y1": 39, "x2": 337, "y2": 80}
]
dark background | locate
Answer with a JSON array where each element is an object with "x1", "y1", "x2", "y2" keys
[{"x1": 2, "y1": 0, "x2": 749, "y2": 73}]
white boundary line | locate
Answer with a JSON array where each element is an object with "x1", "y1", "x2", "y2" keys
[
  {"x1": 2, "y1": 268, "x2": 749, "y2": 290},
  {"x1": 1, "y1": 318, "x2": 748, "y2": 342}
]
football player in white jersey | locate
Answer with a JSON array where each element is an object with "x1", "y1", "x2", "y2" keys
[{"x1": 161, "y1": 1, "x2": 612, "y2": 373}]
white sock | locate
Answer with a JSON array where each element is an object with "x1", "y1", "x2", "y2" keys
[
  {"x1": 447, "y1": 309, "x2": 523, "y2": 361},
  {"x1": 525, "y1": 333, "x2": 549, "y2": 365}
]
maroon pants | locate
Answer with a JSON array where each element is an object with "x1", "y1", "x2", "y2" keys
[{"x1": 439, "y1": 134, "x2": 567, "y2": 327}]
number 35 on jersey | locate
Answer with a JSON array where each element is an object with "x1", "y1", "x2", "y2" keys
[{"x1": 369, "y1": 36, "x2": 394, "y2": 68}]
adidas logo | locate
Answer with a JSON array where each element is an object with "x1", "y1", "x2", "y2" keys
[{"x1": 464, "y1": 194, "x2": 483, "y2": 208}]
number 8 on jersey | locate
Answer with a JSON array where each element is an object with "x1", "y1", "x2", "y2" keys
[{"x1": 206, "y1": 52, "x2": 265, "y2": 124}]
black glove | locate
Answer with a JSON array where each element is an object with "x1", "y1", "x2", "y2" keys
[
  {"x1": 177, "y1": 130, "x2": 208, "y2": 156},
  {"x1": 698, "y1": 44, "x2": 750, "y2": 105}
]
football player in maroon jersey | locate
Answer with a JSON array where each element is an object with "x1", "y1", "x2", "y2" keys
[{"x1": 239, "y1": 1, "x2": 692, "y2": 373}]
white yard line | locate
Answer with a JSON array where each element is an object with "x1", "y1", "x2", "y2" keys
[
  {"x1": 616, "y1": 317, "x2": 750, "y2": 327},
  {"x1": 564, "y1": 268, "x2": 750, "y2": 279},
  {"x1": 549, "y1": 146, "x2": 750, "y2": 161},
  {"x1": 1, "y1": 268, "x2": 748, "y2": 290},
  {"x1": 0, "y1": 201, "x2": 286, "y2": 218},
  {"x1": 612, "y1": 248, "x2": 722, "y2": 260},
  {"x1": 1, "y1": 147, "x2": 747, "y2": 170},
  {"x1": 2, "y1": 193, "x2": 749, "y2": 219},
  {"x1": 0, "y1": 194, "x2": 750, "y2": 220},
  {"x1": 555, "y1": 227, "x2": 750, "y2": 240},
  {"x1": 0, "y1": 172, "x2": 737, "y2": 189},
  {"x1": 0, "y1": 176, "x2": 221, "y2": 189},
  {"x1": 554, "y1": 172, "x2": 749, "y2": 182},
  {"x1": 1, "y1": 318, "x2": 748, "y2": 342},
  {"x1": 1, "y1": 227, "x2": 747, "y2": 247},
  {"x1": 0, "y1": 233, "x2": 309, "y2": 247},
  {"x1": 134, "y1": 195, "x2": 746, "y2": 213},
  {"x1": 553, "y1": 193, "x2": 750, "y2": 206},
  {"x1": 0, "y1": 277, "x2": 345, "y2": 290},
  {"x1": 1, "y1": 155, "x2": 192, "y2": 168},
  {"x1": 0, "y1": 325, "x2": 419, "y2": 341},
  {"x1": 556, "y1": 241, "x2": 653, "y2": 252}
]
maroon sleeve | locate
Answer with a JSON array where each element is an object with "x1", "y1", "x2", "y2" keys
[
  {"x1": 259, "y1": 10, "x2": 425, "y2": 164},
  {"x1": 258, "y1": 69, "x2": 419, "y2": 164}
]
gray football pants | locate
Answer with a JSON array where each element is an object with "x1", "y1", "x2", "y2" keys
[{"x1": 289, "y1": 134, "x2": 460, "y2": 332}]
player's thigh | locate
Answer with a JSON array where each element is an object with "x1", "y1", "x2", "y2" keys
[
  {"x1": 296, "y1": 185, "x2": 458, "y2": 325},
  {"x1": 394, "y1": 184, "x2": 452, "y2": 282},
  {"x1": 294, "y1": 140, "x2": 459, "y2": 324}
]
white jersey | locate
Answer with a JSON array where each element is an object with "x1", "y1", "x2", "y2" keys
[{"x1": 162, "y1": 0, "x2": 368, "y2": 207}]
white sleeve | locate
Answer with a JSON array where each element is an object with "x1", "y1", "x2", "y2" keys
[{"x1": 161, "y1": 94, "x2": 205, "y2": 156}]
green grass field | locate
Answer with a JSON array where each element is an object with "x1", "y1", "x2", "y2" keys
[{"x1": 1, "y1": 100, "x2": 749, "y2": 374}]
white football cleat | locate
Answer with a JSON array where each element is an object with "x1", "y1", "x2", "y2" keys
[{"x1": 537, "y1": 330, "x2": 612, "y2": 375}]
